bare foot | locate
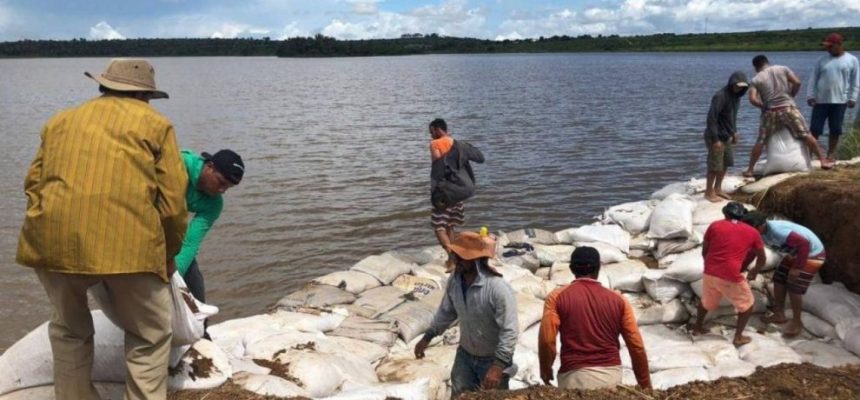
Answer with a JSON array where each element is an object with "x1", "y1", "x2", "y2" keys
[
  {"x1": 705, "y1": 194, "x2": 723, "y2": 203},
  {"x1": 691, "y1": 325, "x2": 708, "y2": 336},
  {"x1": 715, "y1": 191, "x2": 732, "y2": 200},
  {"x1": 821, "y1": 159, "x2": 835, "y2": 170},
  {"x1": 782, "y1": 322, "x2": 803, "y2": 338},
  {"x1": 761, "y1": 314, "x2": 789, "y2": 324},
  {"x1": 733, "y1": 335, "x2": 752, "y2": 347},
  {"x1": 742, "y1": 170, "x2": 754, "y2": 178}
]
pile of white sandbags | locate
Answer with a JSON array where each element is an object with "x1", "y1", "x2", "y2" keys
[{"x1": 6, "y1": 173, "x2": 860, "y2": 399}]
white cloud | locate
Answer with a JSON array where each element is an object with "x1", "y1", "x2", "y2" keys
[
  {"x1": 277, "y1": 22, "x2": 309, "y2": 39},
  {"x1": 351, "y1": 1, "x2": 379, "y2": 15},
  {"x1": 494, "y1": 31, "x2": 522, "y2": 41},
  {"x1": 321, "y1": 0, "x2": 488, "y2": 39},
  {"x1": 89, "y1": 21, "x2": 125, "y2": 40},
  {"x1": 498, "y1": 0, "x2": 860, "y2": 39}
]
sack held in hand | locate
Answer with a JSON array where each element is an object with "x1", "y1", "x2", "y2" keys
[{"x1": 431, "y1": 140, "x2": 476, "y2": 208}]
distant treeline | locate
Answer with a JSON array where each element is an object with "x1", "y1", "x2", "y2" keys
[{"x1": 1, "y1": 27, "x2": 858, "y2": 58}]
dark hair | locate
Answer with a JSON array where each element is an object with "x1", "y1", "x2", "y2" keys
[
  {"x1": 722, "y1": 201, "x2": 748, "y2": 220},
  {"x1": 741, "y1": 211, "x2": 768, "y2": 228},
  {"x1": 570, "y1": 246, "x2": 601, "y2": 278},
  {"x1": 475, "y1": 257, "x2": 502, "y2": 277},
  {"x1": 429, "y1": 118, "x2": 447, "y2": 132},
  {"x1": 752, "y1": 55, "x2": 769, "y2": 70}
]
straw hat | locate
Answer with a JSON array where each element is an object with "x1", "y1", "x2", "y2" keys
[
  {"x1": 449, "y1": 231, "x2": 496, "y2": 261},
  {"x1": 85, "y1": 58, "x2": 168, "y2": 99}
]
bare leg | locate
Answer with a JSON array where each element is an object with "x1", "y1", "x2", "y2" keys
[
  {"x1": 434, "y1": 228, "x2": 452, "y2": 250},
  {"x1": 761, "y1": 282, "x2": 789, "y2": 324},
  {"x1": 691, "y1": 301, "x2": 709, "y2": 335},
  {"x1": 805, "y1": 135, "x2": 833, "y2": 169},
  {"x1": 733, "y1": 306, "x2": 754, "y2": 346},
  {"x1": 714, "y1": 170, "x2": 731, "y2": 200},
  {"x1": 783, "y1": 292, "x2": 805, "y2": 337},
  {"x1": 828, "y1": 135, "x2": 840, "y2": 160},
  {"x1": 705, "y1": 170, "x2": 721, "y2": 202},
  {"x1": 744, "y1": 142, "x2": 764, "y2": 177}
]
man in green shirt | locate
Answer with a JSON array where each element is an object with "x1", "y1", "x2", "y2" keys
[{"x1": 177, "y1": 149, "x2": 244, "y2": 334}]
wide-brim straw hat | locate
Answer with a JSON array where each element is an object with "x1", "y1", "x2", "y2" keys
[
  {"x1": 449, "y1": 232, "x2": 496, "y2": 261},
  {"x1": 85, "y1": 58, "x2": 168, "y2": 99}
]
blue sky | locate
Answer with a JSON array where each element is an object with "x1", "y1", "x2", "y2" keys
[{"x1": 1, "y1": 0, "x2": 858, "y2": 41}]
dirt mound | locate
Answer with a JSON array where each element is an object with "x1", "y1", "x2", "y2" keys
[
  {"x1": 737, "y1": 164, "x2": 860, "y2": 294},
  {"x1": 460, "y1": 363, "x2": 860, "y2": 400}
]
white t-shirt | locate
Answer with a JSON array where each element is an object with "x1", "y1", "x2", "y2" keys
[{"x1": 751, "y1": 65, "x2": 796, "y2": 110}]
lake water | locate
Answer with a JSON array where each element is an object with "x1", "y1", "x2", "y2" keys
[{"x1": 1, "y1": 52, "x2": 851, "y2": 348}]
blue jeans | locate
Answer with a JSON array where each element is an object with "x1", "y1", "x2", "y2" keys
[
  {"x1": 810, "y1": 103, "x2": 848, "y2": 138},
  {"x1": 450, "y1": 347, "x2": 510, "y2": 398}
]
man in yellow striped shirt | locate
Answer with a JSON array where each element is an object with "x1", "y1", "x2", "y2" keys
[{"x1": 16, "y1": 59, "x2": 188, "y2": 400}]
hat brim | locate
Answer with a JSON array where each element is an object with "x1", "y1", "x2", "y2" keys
[{"x1": 85, "y1": 72, "x2": 169, "y2": 99}]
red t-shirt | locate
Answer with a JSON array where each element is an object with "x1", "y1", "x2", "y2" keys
[{"x1": 703, "y1": 219, "x2": 764, "y2": 282}]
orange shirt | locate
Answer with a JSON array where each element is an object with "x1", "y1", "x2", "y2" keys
[
  {"x1": 430, "y1": 136, "x2": 454, "y2": 160},
  {"x1": 538, "y1": 279, "x2": 651, "y2": 389}
]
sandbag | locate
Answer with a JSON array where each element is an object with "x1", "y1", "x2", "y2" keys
[
  {"x1": 0, "y1": 311, "x2": 125, "y2": 396},
  {"x1": 510, "y1": 274, "x2": 548, "y2": 299},
  {"x1": 737, "y1": 332, "x2": 802, "y2": 367},
  {"x1": 490, "y1": 260, "x2": 535, "y2": 282},
  {"x1": 349, "y1": 286, "x2": 408, "y2": 319},
  {"x1": 512, "y1": 345, "x2": 541, "y2": 385},
  {"x1": 650, "y1": 367, "x2": 709, "y2": 390},
  {"x1": 651, "y1": 181, "x2": 694, "y2": 200},
  {"x1": 789, "y1": 339, "x2": 860, "y2": 367},
  {"x1": 763, "y1": 127, "x2": 812, "y2": 175},
  {"x1": 740, "y1": 171, "x2": 804, "y2": 194},
  {"x1": 314, "y1": 270, "x2": 382, "y2": 294},
  {"x1": 571, "y1": 241, "x2": 628, "y2": 264},
  {"x1": 516, "y1": 293, "x2": 543, "y2": 333},
  {"x1": 691, "y1": 334, "x2": 740, "y2": 365},
  {"x1": 320, "y1": 378, "x2": 430, "y2": 400},
  {"x1": 273, "y1": 349, "x2": 378, "y2": 398},
  {"x1": 841, "y1": 325, "x2": 860, "y2": 358},
  {"x1": 642, "y1": 270, "x2": 690, "y2": 303},
  {"x1": 388, "y1": 246, "x2": 447, "y2": 266},
  {"x1": 411, "y1": 264, "x2": 449, "y2": 288},
  {"x1": 232, "y1": 372, "x2": 310, "y2": 398},
  {"x1": 706, "y1": 359, "x2": 756, "y2": 380},
  {"x1": 503, "y1": 228, "x2": 559, "y2": 245},
  {"x1": 648, "y1": 193, "x2": 695, "y2": 240},
  {"x1": 351, "y1": 253, "x2": 416, "y2": 285},
  {"x1": 533, "y1": 244, "x2": 575, "y2": 267},
  {"x1": 653, "y1": 237, "x2": 701, "y2": 260},
  {"x1": 599, "y1": 260, "x2": 648, "y2": 292},
  {"x1": 502, "y1": 252, "x2": 541, "y2": 273},
  {"x1": 276, "y1": 284, "x2": 356, "y2": 310},
  {"x1": 802, "y1": 282, "x2": 860, "y2": 327},
  {"x1": 0, "y1": 383, "x2": 125, "y2": 400},
  {"x1": 687, "y1": 176, "x2": 747, "y2": 195},
  {"x1": 377, "y1": 345, "x2": 457, "y2": 400},
  {"x1": 744, "y1": 245, "x2": 783, "y2": 272},
  {"x1": 329, "y1": 316, "x2": 400, "y2": 348},
  {"x1": 630, "y1": 234, "x2": 656, "y2": 251},
  {"x1": 624, "y1": 293, "x2": 689, "y2": 325},
  {"x1": 381, "y1": 300, "x2": 437, "y2": 343},
  {"x1": 629, "y1": 325, "x2": 712, "y2": 372},
  {"x1": 692, "y1": 198, "x2": 730, "y2": 226},
  {"x1": 549, "y1": 261, "x2": 574, "y2": 287},
  {"x1": 391, "y1": 274, "x2": 441, "y2": 299},
  {"x1": 556, "y1": 224, "x2": 630, "y2": 254},
  {"x1": 535, "y1": 267, "x2": 551, "y2": 280},
  {"x1": 660, "y1": 248, "x2": 704, "y2": 283},
  {"x1": 603, "y1": 200, "x2": 654, "y2": 234},
  {"x1": 168, "y1": 339, "x2": 233, "y2": 391}
]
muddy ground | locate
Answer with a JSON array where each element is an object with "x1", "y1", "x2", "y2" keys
[{"x1": 168, "y1": 363, "x2": 860, "y2": 399}]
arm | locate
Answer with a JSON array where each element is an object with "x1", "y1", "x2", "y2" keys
[
  {"x1": 705, "y1": 94, "x2": 722, "y2": 142},
  {"x1": 538, "y1": 289, "x2": 562, "y2": 385},
  {"x1": 746, "y1": 239, "x2": 767, "y2": 281},
  {"x1": 849, "y1": 58, "x2": 859, "y2": 106},
  {"x1": 462, "y1": 141, "x2": 485, "y2": 163},
  {"x1": 24, "y1": 127, "x2": 46, "y2": 206},
  {"x1": 807, "y1": 61, "x2": 820, "y2": 104},
  {"x1": 787, "y1": 69, "x2": 802, "y2": 98},
  {"x1": 175, "y1": 198, "x2": 223, "y2": 276},
  {"x1": 481, "y1": 281, "x2": 518, "y2": 389},
  {"x1": 620, "y1": 298, "x2": 651, "y2": 389},
  {"x1": 155, "y1": 125, "x2": 189, "y2": 266},
  {"x1": 748, "y1": 86, "x2": 764, "y2": 109},
  {"x1": 416, "y1": 284, "x2": 459, "y2": 359},
  {"x1": 430, "y1": 142, "x2": 443, "y2": 161}
]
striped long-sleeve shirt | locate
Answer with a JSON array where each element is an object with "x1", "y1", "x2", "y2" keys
[{"x1": 16, "y1": 95, "x2": 188, "y2": 282}]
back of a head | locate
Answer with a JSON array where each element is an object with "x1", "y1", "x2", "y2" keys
[
  {"x1": 570, "y1": 246, "x2": 601, "y2": 278},
  {"x1": 722, "y1": 201, "x2": 748, "y2": 220},
  {"x1": 429, "y1": 118, "x2": 447, "y2": 132},
  {"x1": 752, "y1": 55, "x2": 769, "y2": 70},
  {"x1": 741, "y1": 211, "x2": 768, "y2": 229}
]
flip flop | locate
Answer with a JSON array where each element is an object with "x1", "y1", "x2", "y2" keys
[
  {"x1": 761, "y1": 314, "x2": 788, "y2": 324},
  {"x1": 742, "y1": 171, "x2": 754, "y2": 178},
  {"x1": 733, "y1": 336, "x2": 753, "y2": 347}
]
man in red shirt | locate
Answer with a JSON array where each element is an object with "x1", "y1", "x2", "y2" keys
[
  {"x1": 538, "y1": 246, "x2": 651, "y2": 390},
  {"x1": 692, "y1": 202, "x2": 766, "y2": 346}
]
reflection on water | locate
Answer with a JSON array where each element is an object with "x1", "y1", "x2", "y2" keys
[{"x1": 0, "y1": 52, "x2": 839, "y2": 347}]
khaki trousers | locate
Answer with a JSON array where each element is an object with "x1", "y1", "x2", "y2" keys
[
  {"x1": 558, "y1": 366, "x2": 623, "y2": 390},
  {"x1": 36, "y1": 269, "x2": 172, "y2": 400}
]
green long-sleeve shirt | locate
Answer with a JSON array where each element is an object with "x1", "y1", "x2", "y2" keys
[{"x1": 175, "y1": 150, "x2": 223, "y2": 276}]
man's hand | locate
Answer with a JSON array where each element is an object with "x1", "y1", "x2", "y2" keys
[
  {"x1": 481, "y1": 364, "x2": 504, "y2": 390},
  {"x1": 711, "y1": 140, "x2": 725, "y2": 151},
  {"x1": 849, "y1": 100, "x2": 856, "y2": 108},
  {"x1": 732, "y1": 133, "x2": 739, "y2": 144},
  {"x1": 747, "y1": 270, "x2": 758, "y2": 281},
  {"x1": 166, "y1": 259, "x2": 177, "y2": 277},
  {"x1": 807, "y1": 98, "x2": 816, "y2": 107},
  {"x1": 414, "y1": 337, "x2": 430, "y2": 359},
  {"x1": 788, "y1": 268, "x2": 802, "y2": 280},
  {"x1": 541, "y1": 370, "x2": 554, "y2": 386}
]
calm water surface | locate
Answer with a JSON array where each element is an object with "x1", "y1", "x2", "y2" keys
[{"x1": 2, "y1": 52, "x2": 849, "y2": 348}]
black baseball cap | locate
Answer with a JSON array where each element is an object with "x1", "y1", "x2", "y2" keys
[
  {"x1": 570, "y1": 246, "x2": 601, "y2": 275},
  {"x1": 202, "y1": 149, "x2": 244, "y2": 184}
]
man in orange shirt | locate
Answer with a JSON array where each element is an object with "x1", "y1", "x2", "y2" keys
[{"x1": 538, "y1": 247, "x2": 651, "y2": 390}]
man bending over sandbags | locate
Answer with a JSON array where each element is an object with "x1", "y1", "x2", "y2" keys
[
  {"x1": 414, "y1": 231, "x2": 518, "y2": 397},
  {"x1": 692, "y1": 202, "x2": 766, "y2": 347},
  {"x1": 538, "y1": 246, "x2": 651, "y2": 390},
  {"x1": 742, "y1": 212, "x2": 827, "y2": 337}
]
